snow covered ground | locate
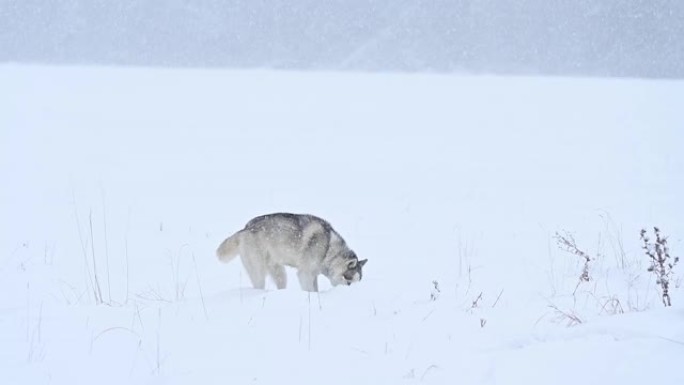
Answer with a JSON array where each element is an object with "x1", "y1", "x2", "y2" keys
[{"x1": 1, "y1": 65, "x2": 683, "y2": 384}]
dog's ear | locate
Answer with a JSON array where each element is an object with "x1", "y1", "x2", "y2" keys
[
  {"x1": 347, "y1": 259, "x2": 357, "y2": 269},
  {"x1": 358, "y1": 259, "x2": 368, "y2": 268}
]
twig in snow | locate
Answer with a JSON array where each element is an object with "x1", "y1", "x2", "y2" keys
[
  {"x1": 471, "y1": 292, "x2": 483, "y2": 308},
  {"x1": 491, "y1": 289, "x2": 504, "y2": 308}
]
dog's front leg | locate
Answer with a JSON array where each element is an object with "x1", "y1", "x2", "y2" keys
[{"x1": 297, "y1": 270, "x2": 318, "y2": 292}]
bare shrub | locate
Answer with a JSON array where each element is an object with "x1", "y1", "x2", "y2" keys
[
  {"x1": 641, "y1": 227, "x2": 679, "y2": 307},
  {"x1": 555, "y1": 231, "x2": 592, "y2": 293}
]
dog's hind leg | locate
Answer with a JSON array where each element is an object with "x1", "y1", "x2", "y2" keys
[{"x1": 240, "y1": 252, "x2": 266, "y2": 290}]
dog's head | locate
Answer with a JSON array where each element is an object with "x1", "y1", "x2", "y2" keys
[{"x1": 329, "y1": 252, "x2": 368, "y2": 287}]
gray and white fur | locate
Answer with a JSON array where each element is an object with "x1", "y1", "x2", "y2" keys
[{"x1": 217, "y1": 213, "x2": 367, "y2": 292}]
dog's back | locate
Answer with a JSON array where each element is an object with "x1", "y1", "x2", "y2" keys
[
  {"x1": 244, "y1": 213, "x2": 333, "y2": 237},
  {"x1": 241, "y1": 213, "x2": 335, "y2": 267}
]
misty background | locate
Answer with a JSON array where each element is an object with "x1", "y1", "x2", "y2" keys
[{"x1": 1, "y1": 0, "x2": 683, "y2": 78}]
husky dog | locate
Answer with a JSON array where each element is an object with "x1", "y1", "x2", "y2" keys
[{"x1": 217, "y1": 213, "x2": 367, "y2": 292}]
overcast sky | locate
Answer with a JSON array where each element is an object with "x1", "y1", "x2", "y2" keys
[{"x1": 1, "y1": 0, "x2": 682, "y2": 78}]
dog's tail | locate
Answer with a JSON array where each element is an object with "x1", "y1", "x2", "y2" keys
[{"x1": 216, "y1": 232, "x2": 241, "y2": 263}]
